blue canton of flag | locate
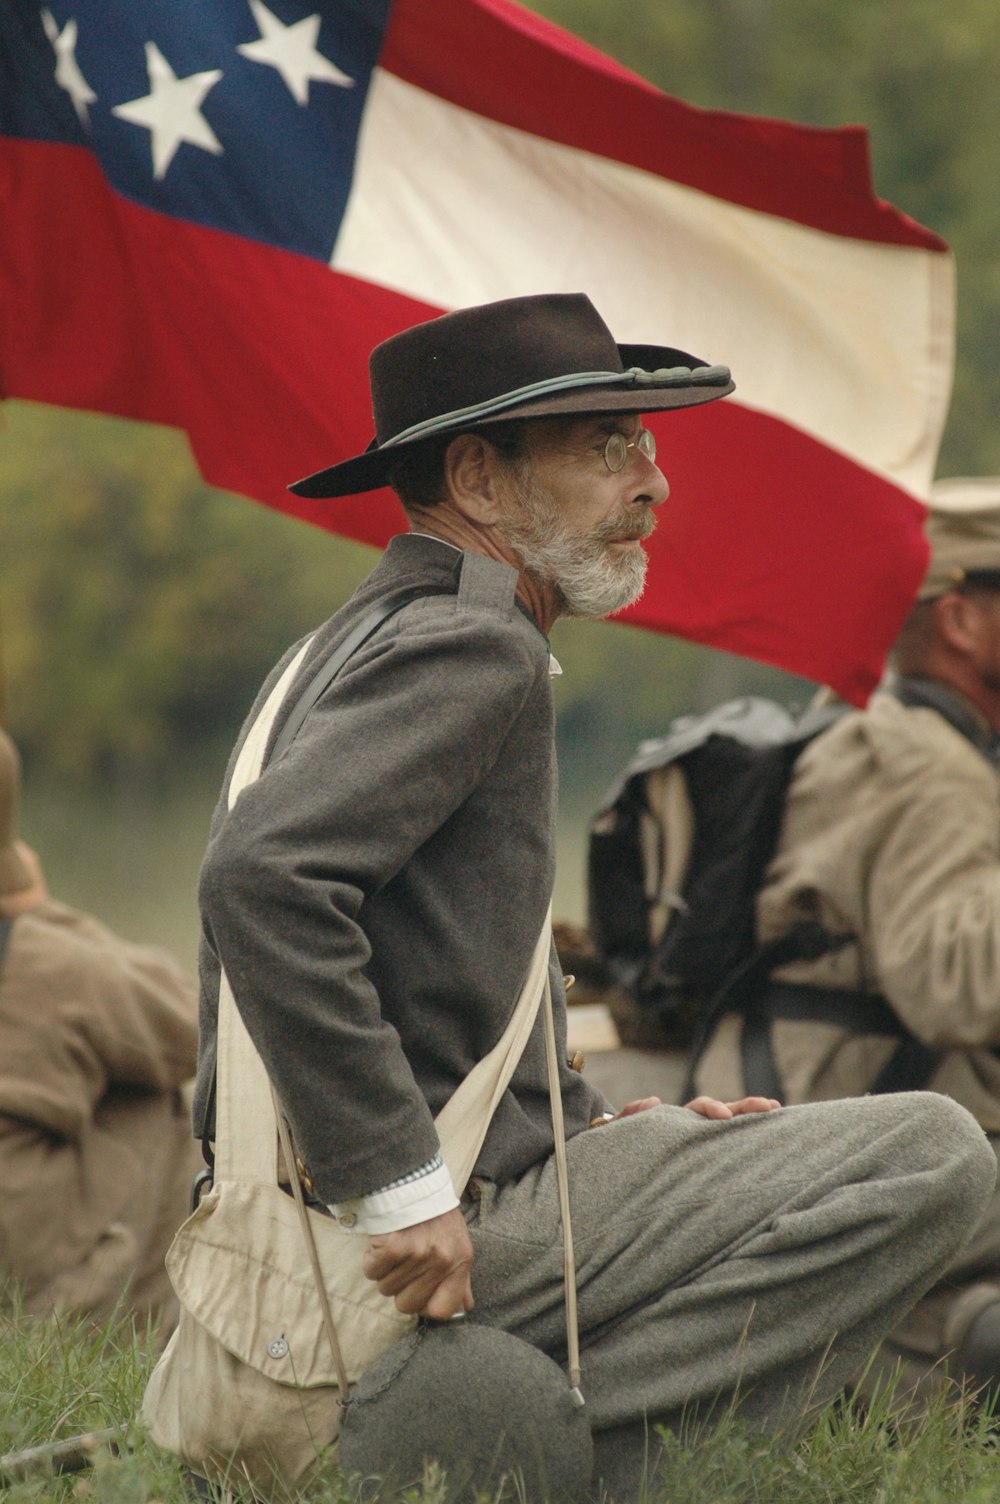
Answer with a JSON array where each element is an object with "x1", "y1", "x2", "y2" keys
[{"x1": 2, "y1": 0, "x2": 392, "y2": 261}]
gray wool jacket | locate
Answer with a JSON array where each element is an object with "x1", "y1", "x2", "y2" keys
[{"x1": 194, "y1": 534, "x2": 608, "y2": 1203}]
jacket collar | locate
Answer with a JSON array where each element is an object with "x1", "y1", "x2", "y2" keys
[{"x1": 889, "y1": 673, "x2": 1000, "y2": 765}]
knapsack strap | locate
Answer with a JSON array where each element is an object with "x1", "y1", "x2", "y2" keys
[
  {"x1": 738, "y1": 979, "x2": 940, "y2": 1102},
  {"x1": 867, "y1": 1035, "x2": 943, "y2": 1096},
  {"x1": 682, "y1": 920, "x2": 842, "y2": 1099}
]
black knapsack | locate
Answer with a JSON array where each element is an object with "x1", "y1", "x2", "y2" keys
[{"x1": 587, "y1": 696, "x2": 844, "y2": 1045}]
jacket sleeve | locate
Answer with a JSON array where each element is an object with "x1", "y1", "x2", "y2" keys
[
  {"x1": 867, "y1": 744, "x2": 1000, "y2": 1048},
  {"x1": 198, "y1": 597, "x2": 543, "y2": 1204}
]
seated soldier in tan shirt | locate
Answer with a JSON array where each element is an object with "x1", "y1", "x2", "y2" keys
[
  {"x1": 0, "y1": 728, "x2": 200, "y2": 1337},
  {"x1": 695, "y1": 482, "x2": 1000, "y2": 1403}
]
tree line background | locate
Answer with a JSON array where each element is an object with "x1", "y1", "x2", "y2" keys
[{"x1": 2, "y1": 0, "x2": 998, "y2": 957}]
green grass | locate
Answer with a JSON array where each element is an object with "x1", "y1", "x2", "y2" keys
[{"x1": 3, "y1": 1289, "x2": 1000, "y2": 1504}]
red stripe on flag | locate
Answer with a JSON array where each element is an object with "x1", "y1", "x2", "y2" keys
[
  {"x1": 1, "y1": 138, "x2": 418, "y2": 534},
  {"x1": 381, "y1": 0, "x2": 945, "y2": 251},
  {"x1": 1, "y1": 137, "x2": 926, "y2": 702},
  {"x1": 627, "y1": 401, "x2": 929, "y2": 702}
]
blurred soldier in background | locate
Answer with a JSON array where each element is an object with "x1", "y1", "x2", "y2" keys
[
  {"x1": 0, "y1": 728, "x2": 200, "y2": 1337},
  {"x1": 695, "y1": 481, "x2": 1000, "y2": 1402}
]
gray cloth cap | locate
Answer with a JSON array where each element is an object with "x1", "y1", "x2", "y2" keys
[
  {"x1": 920, "y1": 479, "x2": 1000, "y2": 599},
  {"x1": 339, "y1": 1319, "x2": 593, "y2": 1502}
]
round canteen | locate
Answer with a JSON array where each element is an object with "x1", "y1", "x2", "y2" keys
[{"x1": 338, "y1": 1318, "x2": 593, "y2": 1502}]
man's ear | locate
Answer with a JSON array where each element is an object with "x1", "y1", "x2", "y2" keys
[
  {"x1": 934, "y1": 591, "x2": 981, "y2": 655},
  {"x1": 442, "y1": 434, "x2": 507, "y2": 525}
]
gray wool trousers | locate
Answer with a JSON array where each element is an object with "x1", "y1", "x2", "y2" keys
[{"x1": 463, "y1": 1091, "x2": 995, "y2": 1498}]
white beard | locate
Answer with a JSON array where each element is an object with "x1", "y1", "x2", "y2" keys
[{"x1": 503, "y1": 469, "x2": 652, "y2": 619}]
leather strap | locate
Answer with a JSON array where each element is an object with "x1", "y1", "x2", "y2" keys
[
  {"x1": 273, "y1": 1085, "x2": 351, "y2": 1400},
  {"x1": 740, "y1": 979, "x2": 940, "y2": 1102},
  {"x1": 682, "y1": 921, "x2": 843, "y2": 1101},
  {"x1": 753, "y1": 979, "x2": 908, "y2": 1037},
  {"x1": 868, "y1": 1036, "x2": 943, "y2": 1096},
  {"x1": 541, "y1": 967, "x2": 583, "y2": 1402}
]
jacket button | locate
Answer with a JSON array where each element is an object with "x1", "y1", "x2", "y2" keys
[
  {"x1": 570, "y1": 1051, "x2": 585, "y2": 1072},
  {"x1": 339, "y1": 1211, "x2": 358, "y2": 1228}
]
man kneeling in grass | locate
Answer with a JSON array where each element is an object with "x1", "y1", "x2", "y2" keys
[{"x1": 194, "y1": 293, "x2": 996, "y2": 1498}]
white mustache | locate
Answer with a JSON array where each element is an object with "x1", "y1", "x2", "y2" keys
[{"x1": 597, "y1": 513, "x2": 656, "y2": 544}]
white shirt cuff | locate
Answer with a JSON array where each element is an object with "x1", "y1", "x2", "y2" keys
[{"x1": 328, "y1": 1154, "x2": 459, "y2": 1235}]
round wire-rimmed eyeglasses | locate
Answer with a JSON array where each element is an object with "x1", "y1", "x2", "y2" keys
[{"x1": 603, "y1": 429, "x2": 656, "y2": 473}]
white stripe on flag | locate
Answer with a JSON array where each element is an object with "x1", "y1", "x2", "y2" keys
[{"x1": 333, "y1": 68, "x2": 953, "y2": 498}]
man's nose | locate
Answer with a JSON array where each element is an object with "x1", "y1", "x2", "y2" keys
[{"x1": 631, "y1": 453, "x2": 669, "y2": 508}]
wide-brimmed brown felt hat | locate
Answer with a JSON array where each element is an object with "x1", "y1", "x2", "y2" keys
[{"x1": 289, "y1": 292, "x2": 734, "y2": 499}]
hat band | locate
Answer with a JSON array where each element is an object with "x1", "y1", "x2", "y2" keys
[{"x1": 381, "y1": 363, "x2": 731, "y2": 449}]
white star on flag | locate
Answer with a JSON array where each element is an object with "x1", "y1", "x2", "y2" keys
[
  {"x1": 112, "y1": 42, "x2": 223, "y2": 179},
  {"x1": 41, "y1": 10, "x2": 97, "y2": 126},
  {"x1": 237, "y1": 0, "x2": 354, "y2": 105}
]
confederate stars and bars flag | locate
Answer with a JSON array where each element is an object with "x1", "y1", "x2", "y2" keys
[{"x1": 1, "y1": 0, "x2": 954, "y2": 703}]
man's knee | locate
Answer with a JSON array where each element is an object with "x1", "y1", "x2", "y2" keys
[
  {"x1": 897, "y1": 1092, "x2": 994, "y2": 1174},
  {"x1": 878, "y1": 1092, "x2": 995, "y2": 1230}
]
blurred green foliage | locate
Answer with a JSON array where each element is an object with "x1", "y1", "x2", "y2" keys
[{"x1": 0, "y1": 403, "x2": 373, "y2": 783}]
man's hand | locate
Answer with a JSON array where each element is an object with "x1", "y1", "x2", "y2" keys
[
  {"x1": 361, "y1": 1207, "x2": 474, "y2": 1320},
  {"x1": 613, "y1": 1096, "x2": 662, "y2": 1119},
  {"x1": 683, "y1": 1095, "x2": 781, "y2": 1120},
  {"x1": 590, "y1": 1096, "x2": 662, "y2": 1127}
]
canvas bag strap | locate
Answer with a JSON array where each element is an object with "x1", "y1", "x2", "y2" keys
[
  {"x1": 216, "y1": 636, "x2": 314, "y2": 1181},
  {"x1": 214, "y1": 614, "x2": 553, "y2": 1192},
  {"x1": 219, "y1": 921, "x2": 552, "y2": 1188},
  {"x1": 216, "y1": 583, "x2": 453, "y2": 1177},
  {"x1": 435, "y1": 906, "x2": 552, "y2": 1194}
]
